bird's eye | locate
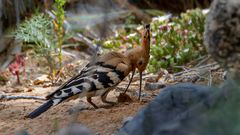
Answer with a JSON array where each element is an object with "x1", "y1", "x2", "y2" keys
[{"x1": 138, "y1": 61, "x2": 143, "y2": 65}]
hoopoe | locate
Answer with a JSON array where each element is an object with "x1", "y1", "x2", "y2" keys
[{"x1": 26, "y1": 24, "x2": 151, "y2": 119}]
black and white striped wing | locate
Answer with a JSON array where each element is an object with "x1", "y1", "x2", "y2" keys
[
  {"x1": 27, "y1": 59, "x2": 128, "y2": 119},
  {"x1": 46, "y1": 61, "x2": 126, "y2": 100}
]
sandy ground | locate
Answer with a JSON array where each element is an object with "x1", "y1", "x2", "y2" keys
[
  {"x1": 0, "y1": 54, "x2": 159, "y2": 135},
  {"x1": 0, "y1": 55, "x2": 222, "y2": 135},
  {"x1": 0, "y1": 82, "x2": 154, "y2": 135}
]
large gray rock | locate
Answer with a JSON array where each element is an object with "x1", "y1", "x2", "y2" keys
[
  {"x1": 117, "y1": 79, "x2": 240, "y2": 135},
  {"x1": 117, "y1": 83, "x2": 217, "y2": 135},
  {"x1": 117, "y1": 0, "x2": 240, "y2": 134}
]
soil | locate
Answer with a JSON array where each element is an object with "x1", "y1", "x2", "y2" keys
[
  {"x1": 0, "y1": 80, "x2": 156, "y2": 135},
  {"x1": 0, "y1": 54, "x2": 223, "y2": 135}
]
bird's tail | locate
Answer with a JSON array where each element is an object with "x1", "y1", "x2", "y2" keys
[
  {"x1": 26, "y1": 81, "x2": 86, "y2": 119},
  {"x1": 26, "y1": 98, "x2": 63, "y2": 119}
]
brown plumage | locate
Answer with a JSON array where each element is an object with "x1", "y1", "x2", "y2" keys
[
  {"x1": 26, "y1": 24, "x2": 151, "y2": 119},
  {"x1": 123, "y1": 24, "x2": 151, "y2": 98}
]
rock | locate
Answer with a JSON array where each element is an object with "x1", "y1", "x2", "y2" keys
[
  {"x1": 134, "y1": 91, "x2": 148, "y2": 98},
  {"x1": 67, "y1": 103, "x2": 89, "y2": 114},
  {"x1": 56, "y1": 123, "x2": 94, "y2": 135},
  {"x1": 116, "y1": 69, "x2": 240, "y2": 134},
  {"x1": 144, "y1": 82, "x2": 166, "y2": 91},
  {"x1": 15, "y1": 130, "x2": 30, "y2": 135},
  {"x1": 204, "y1": 0, "x2": 240, "y2": 79},
  {"x1": 116, "y1": 83, "x2": 216, "y2": 135},
  {"x1": 33, "y1": 75, "x2": 50, "y2": 85},
  {"x1": 122, "y1": 117, "x2": 133, "y2": 126},
  {"x1": 116, "y1": 0, "x2": 240, "y2": 134}
]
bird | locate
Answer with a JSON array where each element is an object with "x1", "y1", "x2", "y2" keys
[
  {"x1": 26, "y1": 24, "x2": 151, "y2": 119},
  {"x1": 204, "y1": 0, "x2": 240, "y2": 79}
]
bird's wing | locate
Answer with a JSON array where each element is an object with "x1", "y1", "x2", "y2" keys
[
  {"x1": 26, "y1": 52, "x2": 132, "y2": 119},
  {"x1": 46, "y1": 52, "x2": 131, "y2": 100}
]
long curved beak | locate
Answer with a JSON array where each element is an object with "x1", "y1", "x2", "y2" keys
[
  {"x1": 138, "y1": 71, "x2": 142, "y2": 100},
  {"x1": 123, "y1": 69, "x2": 135, "y2": 94}
]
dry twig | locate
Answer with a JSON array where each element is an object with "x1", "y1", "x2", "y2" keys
[{"x1": 0, "y1": 94, "x2": 45, "y2": 101}]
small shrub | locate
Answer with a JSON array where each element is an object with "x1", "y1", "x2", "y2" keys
[
  {"x1": 102, "y1": 9, "x2": 207, "y2": 73},
  {"x1": 15, "y1": 0, "x2": 67, "y2": 79},
  {"x1": 53, "y1": 0, "x2": 66, "y2": 65},
  {"x1": 148, "y1": 9, "x2": 206, "y2": 73},
  {"x1": 14, "y1": 13, "x2": 59, "y2": 74}
]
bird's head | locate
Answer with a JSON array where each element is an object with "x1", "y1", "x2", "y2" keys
[
  {"x1": 142, "y1": 24, "x2": 151, "y2": 53},
  {"x1": 136, "y1": 24, "x2": 151, "y2": 73}
]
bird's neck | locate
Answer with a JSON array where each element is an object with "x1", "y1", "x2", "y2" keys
[
  {"x1": 125, "y1": 46, "x2": 148, "y2": 68},
  {"x1": 142, "y1": 39, "x2": 150, "y2": 55}
]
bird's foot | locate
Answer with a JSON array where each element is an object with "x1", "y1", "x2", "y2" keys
[{"x1": 118, "y1": 93, "x2": 133, "y2": 103}]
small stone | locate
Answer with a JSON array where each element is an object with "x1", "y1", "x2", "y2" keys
[
  {"x1": 56, "y1": 123, "x2": 93, "y2": 135},
  {"x1": 144, "y1": 82, "x2": 166, "y2": 91},
  {"x1": 33, "y1": 75, "x2": 50, "y2": 85},
  {"x1": 134, "y1": 91, "x2": 147, "y2": 98},
  {"x1": 122, "y1": 117, "x2": 133, "y2": 126},
  {"x1": 15, "y1": 130, "x2": 30, "y2": 135}
]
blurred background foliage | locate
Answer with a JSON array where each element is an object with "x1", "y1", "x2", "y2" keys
[
  {"x1": 0, "y1": 0, "x2": 212, "y2": 81},
  {"x1": 2, "y1": 1, "x2": 240, "y2": 135},
  {"x1": 102, "y1": 9, "x2": 207, "y2": 73},
  {"x1": 14, "y1": 0, "x2": 67, "y2": 79}
]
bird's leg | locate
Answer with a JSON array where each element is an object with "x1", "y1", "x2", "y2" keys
[
  {"x1": 123, "y1": 69, "x2": 135, "y2": 94},
  {"x1": 86, "y1": 97, "x2": 99, "y2": 109},
  {"x1": 138, "y1": 72, "x2": 142, "y2": 100},
  {"x1": 101, "y1": 89, "x2": 115, "y2": 105}
]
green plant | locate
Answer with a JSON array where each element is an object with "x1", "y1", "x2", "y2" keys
[
  {"x1": 53, "y1": 0, "x2": 66, "y2": 65},
  {"x1": 148, "y1": 9, "x2": 206, "y2": 73},
  {"x1": 99, "y1": 9, "x2": 207, "y2": 73},
  {"x1": 15, "y1": 0, "x2": 67, "y2": 79},
  {"x1": 15, "y1": 13, "x2": 59, "y2": 76}
]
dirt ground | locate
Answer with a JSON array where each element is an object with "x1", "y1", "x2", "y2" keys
[
  {"x1": 0, "y1": 80, "x2": 156, "y2": 135},
  {"x1": 0, "y1": 54, "x2": 223, "y2": 135},
  {"x1": 0, "y1": 70, "x2": 222, "y2": 135},
  {"x1": 0, "y1": 53, "x2": 161, "y2": 135}
]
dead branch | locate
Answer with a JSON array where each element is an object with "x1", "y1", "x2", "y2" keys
[
  {"x1": 0, "y1": 94, "x2": 46, "y2": 101},
  {"x1": 194, "y1": 55, "x2": 211, "y2": 67},
  {"x1": 142, "y1": 62, "x2": 222, "y2": 88},
  {"x1": 173, "y1": 62, "x2": 219, "y2": 77},
  {"x1": 171, "y1": 62, "x2": 221, "y2": 83},
  {"x1": 76, "y1": 33, "x2": 100, "y2": 54}
]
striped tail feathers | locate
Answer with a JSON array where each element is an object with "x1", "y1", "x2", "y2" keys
[
  {"x1": 46, "y1": 77, "x2": 88, "y2": 100},
  {"x1": 26, "y1": 53, "x2": 130, "y2": 119},
  {"x1": 26, "y1": 99, "x2": 55, "y2": 119},
  {"x1": 26, "y1": 85, "x2": 85, "y2": 119}
]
